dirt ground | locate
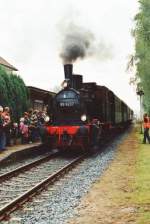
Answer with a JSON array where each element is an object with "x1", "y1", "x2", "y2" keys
[{"x1": 68, "y1": 128, "x2": 139, "y2": 224}]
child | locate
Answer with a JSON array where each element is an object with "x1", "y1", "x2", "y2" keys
[{"x1": 19, "y1": 117, "x2": 29, "y2": 144}]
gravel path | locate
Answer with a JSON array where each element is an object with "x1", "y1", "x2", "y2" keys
[{"x1": 2, "y1": 130, "x2": 130, "y2": 224}]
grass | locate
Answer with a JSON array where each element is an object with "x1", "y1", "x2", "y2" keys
[{"x1": 133, "y1": 132, "x2": 150, "y2": 224}]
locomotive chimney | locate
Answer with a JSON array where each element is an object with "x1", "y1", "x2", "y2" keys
[{"x1": 64, "y1": 64, "x2": 73, "y2": 83}]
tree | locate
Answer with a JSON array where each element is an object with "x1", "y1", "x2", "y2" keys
[
  {"x1": 0, "y1": 66, "x2": 29, "y2": 121},
  {"x1": 133, "y1": 0, "x2": 150, "y2": 113}
]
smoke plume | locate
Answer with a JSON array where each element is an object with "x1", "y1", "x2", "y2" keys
[
  {"x1": 60, "y1": 23, "x2": 94, "y2": 64},
  {"x1": 59, "y1": 22, "x2": 113, "y2": 64}
]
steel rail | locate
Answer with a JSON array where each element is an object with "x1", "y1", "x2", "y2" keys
[
  {"x1": 0, "y1": 151, "x2": 59, "y2": 182},
  {"x1": 0, "y1": 154, "x2": 86, "y2": 221}
]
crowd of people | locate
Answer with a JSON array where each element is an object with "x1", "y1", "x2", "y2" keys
[{"x1": 0, "y1": 106, "x2": 47, "y2": 151}]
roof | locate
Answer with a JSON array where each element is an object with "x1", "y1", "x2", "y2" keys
[
  {"x1": 27, "y1": 86, "x2": 55, "y2": 95},
  {"x1": 0, "y1": 56, "x2": 18, "y2": 71}
]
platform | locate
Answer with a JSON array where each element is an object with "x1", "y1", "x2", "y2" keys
[{"x1": 0, "y1": 142, "x2": 42, "y2": 165}]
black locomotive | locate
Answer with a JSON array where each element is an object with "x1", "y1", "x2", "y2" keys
[{"x1": 45, "y1": 64, "x2": 133, "y2": 151}]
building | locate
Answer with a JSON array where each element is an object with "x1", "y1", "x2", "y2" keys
[
  {"x1": 27, "y1": 86, "x2": 55, "y2": 111},
  {"x1": 0, "y1": 56, "x2": 18, "y2": 73},
  {"x1": 0, "y1": 56, "x2": 55, "y2": 111}
]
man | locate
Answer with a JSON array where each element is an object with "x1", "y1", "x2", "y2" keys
[
  {"x1": 90, "y1": 118, "x2": 101, "y2": 148},
  {"x1": 143, "y1": 113, "x2": 150, "y2": 144}
]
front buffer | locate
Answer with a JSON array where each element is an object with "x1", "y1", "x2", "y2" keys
[{"x1": 45, "y1": 125, "x2": 90, "y2": 151}]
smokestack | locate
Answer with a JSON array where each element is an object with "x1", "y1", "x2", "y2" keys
[{"x1": 64, "y1": 64, "x2": 73, "y2": 82}]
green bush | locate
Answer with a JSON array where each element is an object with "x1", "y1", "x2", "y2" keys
[{"x1": 0, "y1": 65, "x2": 29, "y2": 121}]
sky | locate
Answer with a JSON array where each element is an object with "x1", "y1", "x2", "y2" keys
[{"x1": 0, "y1": 0, "x2": 139, "y2": 112}]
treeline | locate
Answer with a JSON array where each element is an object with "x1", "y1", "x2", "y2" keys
[
  {"x1": 134, "y1": 0, "x2": 150, "y2": 113},
  {"x1": 0, "y1": 66, "x2": 29, "y2": 121}
]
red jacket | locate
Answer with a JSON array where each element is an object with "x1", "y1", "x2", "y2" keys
[{"x1": 143, "y1": 117, "x2": 150, "y2": 128}]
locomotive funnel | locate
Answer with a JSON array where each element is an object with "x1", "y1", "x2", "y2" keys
[{"x1": 64, "y1": 64, "x2": 73, "y2": 82}]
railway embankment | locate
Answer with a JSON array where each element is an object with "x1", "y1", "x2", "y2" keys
[{"x1": 68, "y1": 126, "x2": 150, "y2": 224}]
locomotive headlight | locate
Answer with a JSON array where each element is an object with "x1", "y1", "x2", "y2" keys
[
  {"x1": 45, "y1": 116, "x2": 50, "y2": 123},
  {"x1": 81, "y1": 114, "x2": 87, "y2": 122}
]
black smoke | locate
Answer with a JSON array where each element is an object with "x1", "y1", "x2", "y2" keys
[
  {"x1": 59, "y1": 22, "x2": 113, "y2": 64},
  {"x1": 60, "y1": 23, "x2": 94, "y2": 64}
]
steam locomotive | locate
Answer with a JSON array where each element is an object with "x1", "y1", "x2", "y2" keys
[{"x1": 44, "y1": 64, "x2": 133, "y2": 151}]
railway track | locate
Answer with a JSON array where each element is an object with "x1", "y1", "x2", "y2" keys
[
  {"x1": 0, "y1": 152, "x2": 86, "y2": 221},
  {"x1": 0, "y1": 151, "x2": 59, "y2": 181}
]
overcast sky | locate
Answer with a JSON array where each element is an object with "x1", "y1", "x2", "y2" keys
[{"x1": 0, "y1": 0, "x2": 139, "y2": 112}]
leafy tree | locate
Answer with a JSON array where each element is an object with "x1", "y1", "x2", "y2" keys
[
  {"x1": 133, "y1": 0, "x2": 150, "y2": 113},
  {"x1": 0, "y1": 65, "x2": 29, "y2": 121}
]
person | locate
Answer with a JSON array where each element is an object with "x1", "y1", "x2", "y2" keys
[
  {"x1": 11, "y1": 122, "x2": 19, "y2": 145},
  {"x1": 2, "y1": 107, "x2": 11, "y2": 146},
  {"x1": 143, "y1": 113, "x2": 150, "y2": 144},
  {"x1": 29, "y1": 110, "x2": 38, "y2": 143},
  {"x1": 0, "y1": 106, "x2": 6, "y2": 151},
  {"x1": 19, "y1": 112, "x2": 30, "y2": 144},
  {"x1": 90, "y1": 118, "x2": 101, "y2": 148},
  {"x1": 37, "y1": 110, "x2": 48, "y2": 143}
]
